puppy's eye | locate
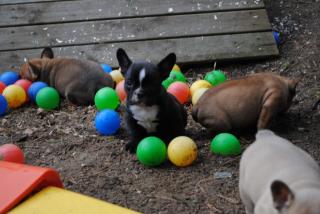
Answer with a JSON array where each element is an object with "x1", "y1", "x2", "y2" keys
[{"x1": 126, "y1": 80, "x2": 132, "y2": 87}]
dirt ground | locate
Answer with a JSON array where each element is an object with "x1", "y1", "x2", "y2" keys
[{"x1": 1, "y1": 0, "x2": 320, "y2": 213}]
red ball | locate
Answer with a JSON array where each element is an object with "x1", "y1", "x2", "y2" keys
[
  {"x1": 0, "y1": 81, "x2": 6, "y2": 94},
  {"x1": 0, "y1": 144, "x2": 24, "y2": 163},
  {"x1": 14, "y1": 79, "x2": 32, "y2": 101},
  {"x1": 14, "y1": 79, "x2": 32, "y2": 93},
  {"x1": 115, "y1": 80, "x2": 127, "y2": 102},
  {"x1": 167, "y1": 82, "x2": 190, "y2": 104}
]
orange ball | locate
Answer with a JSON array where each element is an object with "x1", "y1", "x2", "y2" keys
[
  {"x1": 167, "y1": 82, "x2": 190, "y2": 104},
  {"x1": 2, "y1": 85, "x2": 26, "y2": 108},
  {"x1": 115, "y1": 80, "x2": 127, "y2": 102}
]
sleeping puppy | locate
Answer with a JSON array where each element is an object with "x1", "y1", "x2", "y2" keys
[
  {"x1": 116, "y1": 48, "x2": 187, "y2": 153},
  {"x1": 192, "y1": 73, "x2": 299, "y2": 133},
  {"x1": 19, "y1": 47, "x2": 114, "y2": 105},
  {"x1": 239, "y1": 129, "x2": 320, "y2": 214}
]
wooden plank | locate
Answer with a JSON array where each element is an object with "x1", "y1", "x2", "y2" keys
[
  {"x1": 0, "y1": 32, "x2": 279, "y2": 71},
  {"x1": 0, "y1": 0, "x2": 265, "y2": 27},
  {"x1": 0, "y1": 9, "x2": 271, "y2": 51},
  {"x1": 0, "y1": 0, "x2": 78, "y2": 6}
]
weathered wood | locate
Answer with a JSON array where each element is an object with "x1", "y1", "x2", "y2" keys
[
  {"x1": 0, "y1": 0, "x2": 265, "y2": 27},
  {"x1": 0, "y1": 32, "x2": 279, "y2": 71},
  {"x1": 0, "y1": 0, "x2": 78, "y2": 6},
  {"x1": 0, "y1": 9, "x2": 271, "y2": 51}
]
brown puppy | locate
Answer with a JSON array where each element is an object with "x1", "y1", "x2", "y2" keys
[
  {"x1": 192, "y1": 73, "x2": 298, "y2": 132},
  {"x1": 19, "y1": 47, "x2": 114, "y2": 105}
]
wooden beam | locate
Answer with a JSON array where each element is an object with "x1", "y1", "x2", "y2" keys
[
  {"x1": 0, "y1": 0, "x2": 265, "y2": 27},
  {"x1": 0, "y1": 9, "x2": 271, "y2": 51},
  {"x1": 0, "y1": 32, "x2": 279, "y2": 71}
]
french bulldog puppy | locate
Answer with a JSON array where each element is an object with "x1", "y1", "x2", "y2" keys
[
  {"x1": 192, "y1": 73, "x2": 299, "y2": 133},
  {"x1": 19, "y1": 47, "x2": 114, "y2": 105},
  {"x1": 239, "y1": 129, "x2": 320, "y2": 214},
  {"x1": 116, "y1": 48, "x2": 187, "y2": 153}
]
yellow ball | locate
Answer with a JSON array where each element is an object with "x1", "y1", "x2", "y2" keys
[
  {"x1": 172, "y1": 64, "x2": 181, "y2": 72},
  {"x1": 168, "y1": 136, "x2": 198, "y2": 167},
  {"x1": 2, "y1": 85, "x2": 27, "y2": 108},
  {"x1": 110, "y1": 69, "x2": 124, "y2": 84},
  {"x1": 192, "y1": 88, "x2": 209, "y2": 105},
  {"x1": 190, "y1": 80, "x2": 212, "y2": 96}
]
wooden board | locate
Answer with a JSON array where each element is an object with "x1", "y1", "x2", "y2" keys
[
  {"x1": 0, "y1": 0, "x2": 78, "y2": 6},
  {"x1": 0, "y1": 0, "x2": 278, "y2": 71},
  {"x1": 0, "y1": 9, "x2": 270, "y2": 51},
  {"x1": 0, "y1": 32, "x2": 279, "y2": 71},
  {"x1": 0, "y1": 0, "x2": 264, "y2": 27}
]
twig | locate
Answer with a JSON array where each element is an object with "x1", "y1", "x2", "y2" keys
[{"x1": 217, "y1": 194, "x2": 239, "y2": 204}]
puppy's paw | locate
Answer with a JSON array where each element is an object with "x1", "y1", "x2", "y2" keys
[{"x1": 125, "y1": 143, "x2": 136, "y2": 154}]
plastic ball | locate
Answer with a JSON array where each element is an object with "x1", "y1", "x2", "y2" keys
[
  {"x1": 190, "y1": 80, "x2": 212, "y2": 96},
  {"x1": 192, "y1": 88, "x2": 209, "y2": 105},
  {"x1": 0, "y1": 95, "x2": 8, "y2": 116},
  {"x1": 110, "y1": 69, "x2": 124, "y2": 84},
  {"x1": 0, "y1": 71, "x2": 19, "y2": 85},
  {"x1": 28, "y1": 81, "x2": 48, "y2": 102},
  {"x1": 115, "y1": 80, "x2": 127, "y2": 103},
  {"x1": 0, "y1": 81, "x2": 6, "y2": 93},
  {"x1": 14, "y1": 79, "x2": 32, "y2": 101},
  {"x1": 36, "y1": 87, "x2": 60, "y2": 110},
  {"x1": 2, "y1": 85, "x2": 26, "y2": 108},
  {"x1": 211, "y1": 133, "x2": 241, "y2": 156},
  {"x1": 0, "y1": 144, "x2": 24, "y2": 163},
  {"x1": 95, "y1": 109, "x2": 120, "y2": 135},
  {"x1": 169, "y1": 71, "x2": 187, "y2": 83},
  {"x1": 136, "y1": 136, "x2": 167, "y2": 167},
  {"x1": 273, "y1": 31, "x2": 280, "y2": 45},
  {"x1": 162, "y1": 77, "x2": 175, "y2": 89},
  {"x1": 101, "y1": 63, "x2": 112, "y2": 73},
  {"x1": 172, "y1": 64, "x2": 181, "y2": 72},
  {"x1": 204, "y1": 70, "x2": 227, "y2": 86},
  {"x1": 94, "y1": 87, "x2": 120, "y2": 111},
  {"x1": 167, "y1": 82, "x2": 190, "y2": 104},
  {"x1": 168, "y1": 136, "x2": 197, "y2": 167}
]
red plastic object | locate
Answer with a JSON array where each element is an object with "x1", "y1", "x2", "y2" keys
[{"x1": 0, "y1": 161, "x2": 63, "y2": 213}]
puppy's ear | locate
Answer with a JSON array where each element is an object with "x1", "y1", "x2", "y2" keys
[
  {"x1": 27, "y1": 60, "x2": 42, "y2": 81},
  {"x1": 271, "y1": 180, "x2": 294, "y2": 211},
  {"x1": 157, "y1": 53, "x2": 176, "y2": 80},
  {"x1": 116, "y1": 48, "x2": 132, "y2": 76},
  {"x1": 41, "y1": 47, "x2": 54, "y2": 59}
]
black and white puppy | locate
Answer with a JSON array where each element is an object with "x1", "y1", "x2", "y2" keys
[{"x1": 116, "y1": 48, "x2": 187, "y2": 153}]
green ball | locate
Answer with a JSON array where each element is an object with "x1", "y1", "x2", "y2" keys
[
  {"x1": 94, "y1": 87, "x2": 119, "y2": 111},
  {"x1": 162, "y1": 77, "x2": 175, "y2": 89},
  {"x1": 137, "y1": 136, "x2": 167, "y2": 166},
  {"x1": 205, "y1": 70, "x2": 227, "y2": 86},
  {"x1": 210, "y1": 133, "x2": 241, "y2": 156},
  {"x1": 169, "y1": 71, "x2": 187, "y2": 83},
  {"x1": 36, "y1": 87, "x2": 60, "y2": 110}
]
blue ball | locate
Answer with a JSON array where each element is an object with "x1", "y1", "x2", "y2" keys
[
  {"x1": 0, "y1": 71, "x2": 19, "y2": 85},
  {"x1": 273, "y1": 31, "x2": 280, "y2": 45},
  {"x1": 28, "y1": 81, "x2": 48, "y2": 102},
  {"x1": 0, "y1": 95, "x2": 8, "y2": 116},
  {"x1": 95, "y1": 109, "x2": 120, "y2": 136},
  {"x1": 101, "y1": 63, "x2": 112, "y2": 73}
]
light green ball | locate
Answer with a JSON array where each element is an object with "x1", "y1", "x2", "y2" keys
[
  {"x1": 137, "y1": 136, "x2": 167, "y2": 166},
  {"x1": 94, "y1": 87, "x2": 120, "y2": 111},
  {"x1": 211, "y1": 133, "x2": 241, "y2": 156},
  {"x1": 36, "y1": 87, "x2": 60, "y2": 110}
]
